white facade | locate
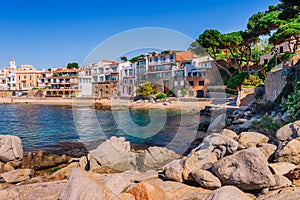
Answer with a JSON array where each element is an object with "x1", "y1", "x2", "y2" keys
[
  {"x1": 4, "y1": 60, "x2": 17, "y2": 90},
  {"x1": 192, "y1": 56, "x2": 213, "y2": 69},
  {"x1": 120, "y1": 62, "x2": 135, "y2": 96},
  {"x1": 78, "y1": 67, "x2": 92, "y2": 97}
]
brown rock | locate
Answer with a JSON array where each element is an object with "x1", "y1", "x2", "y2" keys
[
  {"x1": 127, "y1": 180, "x2": 166, "y2": 200},
  {"x1": 117, "y1": 193, "x2": 136, "y2": 200},
  {"x1": 191, "y1": 169, "x2": 222, "y2": 189},
  {"x1": 269, "y1": 162, "x2": 297, "y2": 175},
  {"x1": 238, "y1": 132, "x2": 269, "y2": 149},
  {"x1": 288, "y1": 165, "x2": 300, "y2": 186},
  {"x1": 163, "y1": 159, "x2": 183, "y2": 182},
  {"x1": 206, "y1": 186, "x2": 252, "y2": 200}
]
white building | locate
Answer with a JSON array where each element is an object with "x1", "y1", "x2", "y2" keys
[
  {"x1": 120, "y1": 62, "x2": 135, "y2": 96},
  {"x1": 192, "y1": 56, "x2": 213, "y2": 69},
  {"x1": 4, "y1": 60, "x2": 17, "y2": 90},
  {"x1": 78, "y1": 67, "x2": 92, "y2": 97}
]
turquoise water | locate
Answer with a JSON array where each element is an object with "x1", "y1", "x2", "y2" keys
[{"x1": 0, "y1": 104, "x2": 202, "y2": 156}]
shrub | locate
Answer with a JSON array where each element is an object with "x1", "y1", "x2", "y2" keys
[
  {"x1": 136, "y1": 82, "x2": 158, "y2": 97},
  {"x1": 181, "y1": 89, "x2": 188, "y2": 97},
  {"x1": 243, "y1": 74, "x2": 264, "y2": 86},
  {"x1": 227, "y1": 71, "x2": 249, "y2": 89},
  {"x1": 281, "y1": 81, "x2": 300, "y2": 120},
  {"x1": 156, "y1": 93, "x2": 167, "y2": 99},
  {"x1": 250, "y1": 116, "x2": 281, "y2": 141}
]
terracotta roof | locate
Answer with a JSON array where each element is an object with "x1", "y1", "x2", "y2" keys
[{"x1": 175, "y1": 51, "x2": 195, "y2": 61}]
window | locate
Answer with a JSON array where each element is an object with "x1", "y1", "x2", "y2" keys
[
  {"x1": 199, "y1": 81, "x2": 204, "y2": 86},
  {"x1": 18, "y1": 76, "x2": 20, "y2": 80},
  {"x1": 23, "y1": 83, "x2": 26, "y2": 87},
  {"x1": 174, "y1": 81, "x2": 178, "y2": 86},
  {"x1": 30, "y1": 75, "x2": 32, "y2": 80},
  {"x1": 24, "y1": 75, "x2": 26, "y2": 79},
  {"x1": 280, "y1": 46, "x2": 284, "y2": 53},
  {"x1": 180, "y1": 80, "x2": 184, "y2": 86},
  {"x1": 189, "y1": 81, "x2": 194, "y2": 86}
]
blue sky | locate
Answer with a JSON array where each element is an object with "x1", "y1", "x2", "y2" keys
[{"x1": 0, "y1": 0, "x2": 279, "y2": 69}]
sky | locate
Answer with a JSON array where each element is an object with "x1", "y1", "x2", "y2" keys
[{"x1": 0, "y1": 0, "x2": 279, "y2": 69}]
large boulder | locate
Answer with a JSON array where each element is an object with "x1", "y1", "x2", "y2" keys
[
  {"x1": 259, "y1": 143, "x2": 277, "y2": 160},
  {"x1": 0, "y1": 169, "x2": 35, "y2": 184},
  {"x1": 0, "y1": 135, "x2": 23, "y2": 163},
  {"x1": 221, "y1": 129, "x2": 238, "y2": 140},
  {"x1": 191, "y1": 169, "x2": 221, "y2": 189},
  {"x1": 270, "y1": 174, "x2": 291, "y2": 190},
  {"x1": 207, "y1": 114, "x2": 226, "y2": 133},
  {"x1": 99, "y1": 174, "x2": 132, "y2": 196},
  {"x1": 193, "y1": 133, "x2": 238, "y2": 159},
  {"x1": 136, "y1": 146, "x2": 180, "y2": 172},
  {"x1": 59, "y1": 168, "x2": 113, "y2": 200},
  {"x1": 90, "y1": 136, "x2": 137, "y2": 172},
  {"x1": 212, "y1": 147, "x2": 275, "y2": 190},
  {"x1": 182, "y1": 149, "x2": 217, "y2": 181},
  {"x1": 238, "y1": 132, "x2": 269, "y2": 149},
  {"x1": 206, "y1": 186, "x2": 252, "y2": 200},
  {"x1": 275, "y1": 138, "x2": 300, "y2": 164},
  {"x1": 0, "y1": 180, "x2": 66, "y2": 200},
  {"x1": 276, "y1": 121, "x2": 300, "y2": 142},
  {"x1": 127, "y1": 179, "x2": 167, "y2": 200},
  {"x1": 162, "y1": 159, "x2": 183, "y2": 182}
]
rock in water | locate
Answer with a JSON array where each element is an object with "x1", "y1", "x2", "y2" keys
[
  {"x1": 212, "y1": 147, "x2": 275, "y2": 190},
  {"x1": 90, "y1": 136, "x2": 137, "y2": 172},
  {"x1": 59, "y1": 168, "x2": 113, "y2": 200},
  {"x1": 206, "y1": 186, "x2": 252, "y2": 200},
  {"x1": 0, "y1": 135, "x2": 23, "y2": 163}
]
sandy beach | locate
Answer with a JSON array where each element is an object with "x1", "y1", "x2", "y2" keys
[{"x1": 0, "y1": 97, "x2": 217, "y2": 112}]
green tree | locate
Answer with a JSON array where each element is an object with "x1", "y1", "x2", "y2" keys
[
  {"x1": 197, "y1": 29, "x2": 222, "y2": 59},
  {"x1": 282, "y1": 81, "x2": 300, "y2": 120},
  {"x1": 269, "y1": 16, "x2": 300, "y2": 53},
  {"x1": 67, "y1": 63, "x2": 79, "y2": 69},
  {"x1": 227, "y1": 71, "x2": 249, "y2": 89},
  {"x1": 120, "y1": 56, "x2": 128, "y2": 62},
  {"x1": 136, "y1": 82, "x2": 158, "y2": 96}
]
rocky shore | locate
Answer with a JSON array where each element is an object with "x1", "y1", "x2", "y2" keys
[{"x1": 1, "y1": 106, "x2": 300, "y2": 199}]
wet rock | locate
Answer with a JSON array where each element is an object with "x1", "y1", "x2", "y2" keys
[
  {"x1": 162, "y1": 159, "x2": 183, "y2": 182},
  {"x1": 191, "y1": 169, "x2": 221, "y2": 189},
  {"x1": 238, "y1": 132, "x2": 269, "y2": 149},
  {"x1": 193, "y1": 133, "x2": 238, "y2": 159},
  {"x1": 206, "y1": 186, "x2": 252, "y2": 200},
  {"x1": 22, "y1": 151, "x2": 69, "y2": 170},
  {"x1": 182, "y1": 149, "x2": 217, "y2": 181},
  {"x1": 0, "y1": 135, "x2": 23, "y2": 163},
  {"x1": 0, "y1": 169, "x2": 35, "y2": 184},
  {"x1": 59, "y1": 168, "x2": 113, "y2": 200},
  {"x1": 90, "y1": 136, "x2": 137, "y2": 172},
  {"x1": 212, "y1": 147, "x2": 275, "y2": 190},
  {"x1": 48, "y1": 162, "x2": 79, "y2": 181},
  {"x1": 276, "y1": 121, "x2": 300, "y2": 142},
  {"x1": 275, "y1": 138, "x2": 300, "y2": 164}
]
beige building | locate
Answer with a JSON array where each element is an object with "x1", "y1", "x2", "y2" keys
[{"x1": 16, "y1": 65, "x2": 41, "y2": 91}]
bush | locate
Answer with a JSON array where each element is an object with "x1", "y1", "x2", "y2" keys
[
  {"x1": 227, "y1": 71, "x2": 249, "y2": 89},
  {"x1": 181, "y1": 89, "x2": 188, "y2": 97},
  {"x1": 136, "y1": 82, "x2": 158, "y2": 97},
  {"x1": 156, "y1": 93, "x2": 167, "y2": 99},
  {"x1": 250, "y1": 116, "x2": 281, "y2": 141},
  {"x1": 243, "y1": 74, "x2": 264, "y2": 86},
  {"x1": 281, "y1": 81, "x2": 300, "y2": 120}
]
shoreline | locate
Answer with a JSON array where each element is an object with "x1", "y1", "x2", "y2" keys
[{"x1": 0, "y1": 97, "x2": 236, "y2": 112}]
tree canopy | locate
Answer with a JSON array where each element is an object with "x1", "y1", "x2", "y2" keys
[{"x1": 67, "y1": 63, "x2": 79, "y2": 69}]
